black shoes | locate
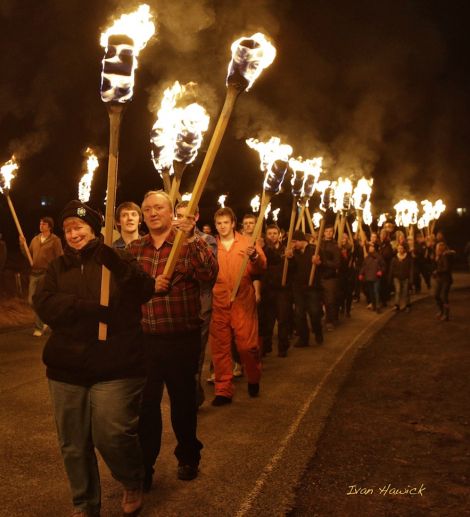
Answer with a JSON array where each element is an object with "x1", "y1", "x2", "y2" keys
[
  {"x1": 248, "y1": 383, "x2": 260, "y2": 397},
  {"x1": 178, "y1": 463, "x2": 198, "y2": 481},
  {"x1": 211, "y1": 395, "x2": 232, "y2": 406}
]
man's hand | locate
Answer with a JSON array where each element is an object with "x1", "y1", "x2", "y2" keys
[
  {"x1": 284, "y1": 248, "x2": 294, "y2": 259},
  {"x1": 155, "y1": 274, "x2": 171, "y2": 293},
  {"x1": 312, "y1": 255, "x2": 321, "y2": 265},
  {"x1": 172, "y1": 215, "x2": 196, "y2": 240},
  {"x1": 19, "y1": 235, "x2": 26, "y2": 245},
  {"x1": 246, "y1": 245, "x2": 259, "y2": 262}
]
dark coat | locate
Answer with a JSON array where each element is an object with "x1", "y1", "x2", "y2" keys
[
  {"x1": 360, "y1": 253, "x2": 385, "y2": 282},
  {"x1": 389, "y1": 253, "x2": 413, "y2": 282},
  {"x1": 33, "y1": 238, "x2": 155, "y2": 386},
  {"x1": 319, "y1": 239, "x2": 341, "y2": 279}
]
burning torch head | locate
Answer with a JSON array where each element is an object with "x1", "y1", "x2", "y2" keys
[
  {"x1": 263, "y1": 159, "x2": 288, "y2": 194},
  {"x1": 174, "y1": 103, "x2": 210, "y2": 164},
  {"x1": 100, "y1": 34, "x2": 135, "y2": 103},
  {"x1": 291, "y1": 170, "x2": 304, "y2": 198},
  {"x1": 0, "y1": 156, "x2": 19, "y2": 195},
  {"x1": 302, "y1": 173, "x2": 316, "y2": 199},
  {"x1": 227, "y1": 33, "x2": 276, "y2": 92}
]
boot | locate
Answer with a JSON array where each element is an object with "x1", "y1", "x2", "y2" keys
[{"x1": 441, "y1": 305, "x2": 449, "y2": 321}]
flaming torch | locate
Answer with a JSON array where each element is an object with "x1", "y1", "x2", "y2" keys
[
  {"x1": 352, "y1": 177, "x2": 373, "y2": 252},
  {"x1": 333, "y1": 177, "x2": 353, "y2": 243},
  {"x1": 78, "y1": 148, "x2": 99, "y2": 203},
  {"x1": 163, "y1": 32, "x2": 276, "y2": 280},
  {"x1": 308, "y1": 180, "x2": 334, "y2": 287},
  {"x1": 430, "y1": 199, "x2": 446, "y2": 235},
  {"x1": 231, "y1": 136, "x2": 291, "y2": 301},
  {"x1": 291, "y1": 157, "x2": 323, "y2": 232},
  {"x1": 272, "y1": 208, "x2": 280, "y2": 222},
  {"x1": 99, "y1": 4, "x2": 155, "y2": 340},
  {"x1": 394, "y1": 199, "x2": 418, "y2": 242},
  {"x1": 250, "y1": 194, "x2": 261, "y2": 213},
  {"x1": 0, "y1": 157, "x2": 33, "y2": 266},
  {"x1": 218, "y1": 194, "x2": 227, "y2": 208}
]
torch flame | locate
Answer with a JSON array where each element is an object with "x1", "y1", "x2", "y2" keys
[
  {"x1": 100, "y1": 4, "x2": 156, "y2": 103},
  {"x1": 250, "y1": 194, "x2": 261, "y2": 213},
  {"x1": 289, "y1": 156, "x2": 323, "y2": 198},
  {"x1": 246, "y1": 136, "x2": 292, "y2": 194},
  {"x1": 352, "y1": 177, "x2": 373, "y2": 210},
  {"x1": 363, "y1": 201, "x2": 373, "y2": 226},
  {"x1": 0, "y1": 156, "x2": 19, "y2": 194},
  {"x1": 272, "y1": 208, "x2": 280, "y2": 222},
  {"x1": 218, "y1": 194, "x2": 227, "y2": 208},
  {"x1": 181, "y1": 192, "x2": 192, "y2": 202},
  {"x1": 316, "y1": 180, "x2": 334, "y2": 212},
  {"x1": 333, "y1": 177, "x2": 353, "y2": 212},
  {"x1": 313, "y1": 212, "x2": 323, "y2": 228},
  {"x1": 151, "y1": 82, "x2": 210, "y2": 174},
  {"x1": 264, "y1": 203, "x2": 272, "y2": 220},
  {"x1": 377, "y1": 213, "x2": 387, "y2": 227},
  {"x1": 227, "y1": 33, "x2": 276, "y2": 91},
  {"x1": 78, "y1": 148, "x2": 99, "y2": 203},
  {"x1": 432, "y1": 199, "x2": 446, "y2": 220},
  {"x1": 394, "y1": 199, "x2": 418, "y2": 227}
]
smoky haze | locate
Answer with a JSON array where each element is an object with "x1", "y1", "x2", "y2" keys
[{"x1": 0, "y1": 0, "x2": 469, "y2": 238}]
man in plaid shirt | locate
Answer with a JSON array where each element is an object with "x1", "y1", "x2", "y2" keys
[{"x1": 127, "y1": 190, "x2": 218, "y2": 489}]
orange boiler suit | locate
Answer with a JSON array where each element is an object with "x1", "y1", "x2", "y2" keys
[{"x1": 209, "y1": 232, "x2": 267, "y2": 398}]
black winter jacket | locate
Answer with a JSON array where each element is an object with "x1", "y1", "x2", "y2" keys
[{"x1": 33, "y1": 238, "x2": 155, "y2": 386}]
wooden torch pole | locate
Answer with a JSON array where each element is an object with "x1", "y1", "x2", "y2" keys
[
  {"x1": 308, "y1": 217, "x2": 325, "y2": 287},
  {"x1": 99, "y1": 103, "x2": 124, "y2": 341},
  {"x1": 161, "y1": 169, "x2": 172, "y2": 194},
  {"x1": 230, "y1": 191, "x2": 272, "y2": 302},
  {"x1": 5, "y1": 193, "x2": 33, "y2": 266},
  {"x1": 295, "y1": 202, "x2": 305, "y2": 230},
  {"x1": 169, "y1": 161, "x2": 187, "y2": 206},
  {"x1": 163, "y1": 84, "x2": 242, "y2": 278},
  {"x1": 281, "y1": 196, "x2": 298, "y2": 287},
  {"x1": 305, "y1": 205, "x2": 315, "y2": 236}
]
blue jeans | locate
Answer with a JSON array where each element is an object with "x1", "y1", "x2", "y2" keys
[
  {"x1": 29, "y1": 273, "x2": 46, "y2": 331},
  {"x1": 48, "y1": 378, "x2": 145, "y2": 514},
  {"x1": 365, "y1": 280, "x2": 380, "y2": 309}
]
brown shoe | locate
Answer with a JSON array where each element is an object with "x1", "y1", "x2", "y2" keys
[{"x1": 121, "y1": 487, "x2": 143, "y2": 516}]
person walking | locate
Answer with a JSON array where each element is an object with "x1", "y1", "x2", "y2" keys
[
  {"x1": 359, "y1": 243, "x2": 385, "y2": 314},
  {"x1": 20, "y1": 217, "x2": 63, "y2": 336},
  {"x1": 389, "y1": 243, "x2": 413, "y2": 312},
  {"x1": 433, "y1": 241, "x2": 454, "y2": 321},
  {"x1": 33, "y1": 200, "x2": 155, "y2": 517},
  {"x1": 127, "y1": 190, "x2": 218, "y2": 489}
]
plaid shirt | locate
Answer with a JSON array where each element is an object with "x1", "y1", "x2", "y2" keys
[{"x1": 127, "y1": 230, "x2": 218, "y2": 335}]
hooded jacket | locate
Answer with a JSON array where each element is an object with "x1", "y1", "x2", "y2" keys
[{"x1": 33, "y1": 238, "x2": 155, "y2": 386}]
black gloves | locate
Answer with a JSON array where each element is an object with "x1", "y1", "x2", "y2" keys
[{"x1": 96, "y1": 243, "x2": 127, "y2": 276}]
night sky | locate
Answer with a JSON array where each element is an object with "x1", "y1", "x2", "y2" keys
[{"x1": 1, "y1": 0, "x2": 469, "y2": 244}]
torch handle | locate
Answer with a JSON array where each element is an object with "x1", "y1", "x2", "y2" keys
[
  {"x1": 231, "y1": 191, "x2": 272, "y2": 302},
  {"x1": 281, "y1": 196, "x2": 298, "y2": 287},
  {"x1": 169, "y1": 161, "x2": 187, "y2": 206},
  {"x1": 6, "y1": 194, "x2": 33, "y2": 266},
  {"x1": 345, "y1": 218, "x2": 355, "y2": 254},
  {"x1": 161, "y1": 170, "x2": 172, "y2": 194},
  {"x1": 337, "y1": 213, "x2": 347, "y2": 243},
  {"x1": 305, "y1": 206, "x2": 315, "y2": 236},
  {"x1": 295, "y1": 203, "x2": 305, "y2": 231},
  {"x1": 99, "y1": 104, "x2": 124, "y2": 341},
  {"x1": 163, "y1": 84, "x2": 241, "y2": 278},
  {"x1": 308, "y1": 218, "x2": 325, "y2": 287}
]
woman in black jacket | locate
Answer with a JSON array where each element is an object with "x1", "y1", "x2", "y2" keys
[
  {"x1": 433, "y1": 241, "x2": 454, "y2": 321},
  {"x1": 389, "y1": 243, "x2": 413, "y2": 312},
  {"x1": 34, "y1": 200, "x2": 155, "y2": 517}
]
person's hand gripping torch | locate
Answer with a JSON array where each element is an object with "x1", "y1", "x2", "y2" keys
[
  {"x1": 231, "y1": 136, "x2": 292, "y2": 301},
  {"x1": 0, "y1": 156, "x2": 33, "y2": 266},
  {"x1": 163, "y1": 32, "x2": 276, "y2": 280},
  {"x1": 99, "y1": 4, "x2": 155, "y2": 340}
]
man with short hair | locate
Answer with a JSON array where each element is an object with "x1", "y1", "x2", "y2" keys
[
  {"x1": 209, "y1": 207, "x2": 266, "y2": 406},
  {"x1": 242, "y1": 213, "x2": 256, "y2": 237},
  {"x1": 319, "y1": 224, "x2": 341, "y2": 331},
  {"x1": 175, "y1": 200, "x2": 217, "y2": 408},
  {"x1": 113, "y1": 201, "x2": 142, "y2": 249},
  {"x1": 20, "y1": 217, "x2": 63, "y2": 336},
  {"x1": 127, "y1": 190, "x2": 218, "y2": 489}
]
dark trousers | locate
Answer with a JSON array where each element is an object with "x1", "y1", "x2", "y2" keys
[
  {"x1": 260, "y1": 287, "x2": 291, "y2": 353},
  {"x1": 321, "y1": 277, "x2": 339, "y2": 324},
  {"x1": 139, "y1": 331, "x2": 203, "y2": 469},
  {"x1": 365, "y1": 280, "x2": 380, "y2": 309},
  {"x1": 293, "y1": 287, "x2": 323, "y2": 344},
  {"x1": 435, "y1": 277, "x2": 451, "y2": 309}
]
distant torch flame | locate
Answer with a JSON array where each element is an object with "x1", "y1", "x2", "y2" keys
[
  {"x1": 227, "y1": 33, "x2": 276, "y2": 91},
  {"x1": 352, "y1": 219, "x2": 358, "y2": 233},
  {"x1": 272, "y1": 208, "x2": 280, "y2": 222},
  {"x1": 181, "y1": 192, "x2": 192, "y2": 202},
  {"x1": 218, "y1": 194, "x2": 227, "y2": 208},
  {"x1": 363, "y1": 201, "x2": 373, "y2": 226},
  {"x1": 264, "y1": 203, "x2": 272, "y2": 220},
  {"x1": 78, "y1": 148, "x2": 99, "y2": 203},
  {"x1": 250, "y1": 194, "x2": 260, "y2": 213},
  {"x1": 432, "y1": 199, "x2": 446, "y2": 220},
  {"x1": 246, "y1": 136, "x2": 292, "y2": 194},
  {"x1": 151, "y1": 81, "x2": 209, "y2": 175},
  {"x1": 0, "y1": 156, "x2": 19, "y2": 194},
  {"x1": 313, "y1": 212, "x2": 323, "y2": 228},
  {"x1": 289, "y1": 156, "x2": 323, "y2": 198},
  {"x1": 394, "y1": 199, "x2": 418, "y2": 227},
  {"x1": 377, "y1": 213, "x2": 387, "y2": 227},
  {"x1": 316, "y1": 180, "x2": 334, "y2": 212},
  {"x1": 352, "y1": 177, "x2": 373, "y2": 210},
  {"x1": 100, "y1": 4, "x2": 155, "y2": 103},
  {"x1": 333, "y1": 177, "x2": 353, "y2": 212}
]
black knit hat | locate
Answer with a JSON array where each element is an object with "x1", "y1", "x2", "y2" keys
[
  {"x1": 60, "y1": 200, "x2": 103, "y2": 235},
  {"x1": 292, "y1": 230, "x2": 306, "y2": 241}
]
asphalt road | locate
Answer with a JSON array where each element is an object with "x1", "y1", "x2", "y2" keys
[{"x1": 1, "y1": 274, "x2": 469, "y2": 517}]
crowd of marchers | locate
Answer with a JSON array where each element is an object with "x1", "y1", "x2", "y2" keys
[{"x1": 14, "y1": 191, "x2": 456, "y2": 517}]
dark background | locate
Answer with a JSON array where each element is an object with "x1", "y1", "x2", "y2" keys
[{"x1": 1, "y1": 0, "x2": 469, "y2": 254}]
